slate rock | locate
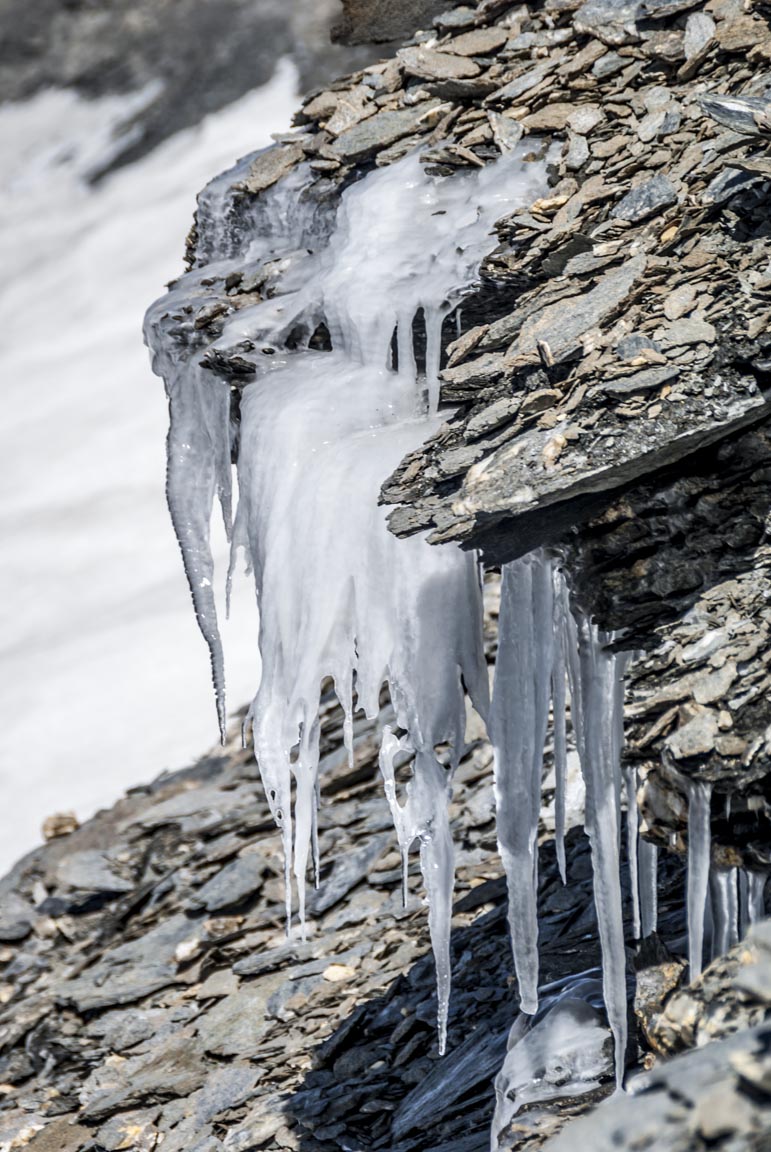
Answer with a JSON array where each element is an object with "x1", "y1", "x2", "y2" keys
[
  {"x1": 398, "y1": 46, "x2": 480, "y2": 82},
  {"x1": 0, "y1": 892, "x2": 35, "y2": 941},
  {"x1": 238, "y1": 144, "x2": 305, "y2": 196},
  {"x1": 514, "y1": 255, "x2": 647, "y2": 362},
  {"x1": 574, "y1": 0, "x2": 641, "y2": 47},
  {"x1": 611, "y1": 174, "x2": 678, "y2": 222},
  {"x1": 80, "y1": 1032, "x2": 209, "y2": 1119},
  {"x1": 54, "y1": 850, "x2": 134, "y2": 895},
  {"x1": 446, "y1": 27, "x2": 509, "y2": 56},
  {"x1": 188, "y1": 851, "x2": 266, "y2": 912},
  {"x1": 329, "y1": 103, "x2": 441, "y2": 162}
]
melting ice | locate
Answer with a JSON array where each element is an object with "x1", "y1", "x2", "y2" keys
[{"x1": 147, "y1": 145, "x2": 550, "y2": 1052}]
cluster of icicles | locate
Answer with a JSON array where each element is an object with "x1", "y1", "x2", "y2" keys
[{"x1": 145, "y1": 145, "x2": 764, "y2": 1106}]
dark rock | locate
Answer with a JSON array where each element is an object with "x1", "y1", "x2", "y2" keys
[{"x1": 611, "y1": 174, "x2": 679, "y2": 222}]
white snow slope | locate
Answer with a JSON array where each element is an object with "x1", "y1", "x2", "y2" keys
[{"x1": 0, "y1": 62, "x2": 297, "y2": 873}]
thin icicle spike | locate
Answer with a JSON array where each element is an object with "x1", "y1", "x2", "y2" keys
[
  {"x1": 686, "y1": 779, "x2": 712, "y2": 981},
  {"x1": 638, "y1": 838, "x2": 658, "y2": 939},
  {"x1": 552, "y1": 571, "x2": 569, "y2": 886},
  {"x1": 624, "y1": 767, "x2": 641, "y2": 939}
]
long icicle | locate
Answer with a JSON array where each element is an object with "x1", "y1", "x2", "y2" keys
[
  {"x1": 566, "y1": 612, "x2": 628, "y2": 1088},
  {"x1": 552, "y1": 570, "x2": 569, "y2": 886},
  {"x1": 491, "y1": 554, "x2": 554, "y2": 1015}
]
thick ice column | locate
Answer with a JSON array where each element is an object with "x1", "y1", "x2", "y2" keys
[
  {"x1": 638, "y1": 838, "x2": 658, "y2": 939},
  {"x1": 565, "y1": 612, "x2": 628, "y2": 1087},
  {"x1": 686, "y1": 779, "x2": 712, "y2": 981},
  {"x1": 491, "y1": 554, "x2": 554, "y2": 1015}
]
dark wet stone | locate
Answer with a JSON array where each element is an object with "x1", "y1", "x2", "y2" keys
[{"x1": 611, "y1": 174, "x2": 678, "y2": 222}]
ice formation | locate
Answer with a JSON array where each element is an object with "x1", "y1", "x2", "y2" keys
[
  {"x1": 491, "y1": 969, "x2": 611, "y2": 1150},
  {"x1": 687, "y1": 779, "x2": 712, "y2": 980},
  {"x1": 147, "y1": 144, "x2": 550, "y2": 1052},
  {"x1": 147, "y1": 129, "x2": 761, "y2": 1107},
  {"x1": 492, "y1": 562, "x2": 630, "y2": 1085}
]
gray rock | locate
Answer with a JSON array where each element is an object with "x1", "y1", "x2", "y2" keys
[
  {"x1": 188, "y1": 851, "x2": 267, "y2": 912},
  {"x1": 684, "y1": 12, "x2": 716, "y2": 59},
  {"x1": 196, "y1": 983, "x2": 278, "y2": 1057},
  {"x1": 398, "y1": 46, "x2": 480, "y2": 82},
  {"x1": 611, "y1": 174, "x2": 679, "y2": 222},
  {"x1": 329, "y1": 102, "x2": 441, "y2": 162},
  {"x1": 699, "y1": 94, "x2": 771, "y2": 138},
  {"x1": 308, "y1": 831, "x2": 393, "y2": 913},
  {"x1": 0, "y1": 892, "x2": 35, "y2": 941},
  {"x1": 602, "y1": 365, "x2": 679, "y2": 396},
  {"x1": 574, "y1": 0, "x2": 641, "y2": 47},
  {"x1": 513, "y1": 255, "x2": 647, "y2": 362},
  {"x1": 80, "y1": 1032, "x2": 209, "y2": 1119},
  {"x1": 54, "y1": 850, "x2": 134, "y2": 895}
]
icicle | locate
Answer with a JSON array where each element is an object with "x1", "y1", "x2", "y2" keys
[
  {"x1": 491, "y1": 554, "x2": 554, "y2": 1015},
  {"x1": 565, "y1": 612, "x2": 628, "y2": 1088},
  {"x1": 162, "y1": 362, "x2": 232, "y2": 743},
  {"x1": 686, "y1": 779, "x2": 712, "y2": 981},
  {"x1": 747, "y1": 869, "x2": 767, "y2": 926},
  {"x1": 379, "y1": 732, "x2": 455, "y2": 1053},
  {"x1": 552, "y1": 570, "x2": 569, "y2": 885},
  {"x1": 709, "y1": 865, "x2": 738, "y2": 960},
  {"x1": 638, "y1": 838, "x2": 658, "y2": 938},
  {"x1": 623, "y1": 767, "x2": 641, "y2": 939}
]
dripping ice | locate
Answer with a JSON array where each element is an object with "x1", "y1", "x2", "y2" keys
[
  {"x1": 145, "y1": 134, "x2": 764, "y2": 1106},
  {"x1": 147, "y1": 145, "x2": 551, "y2": 1054}
]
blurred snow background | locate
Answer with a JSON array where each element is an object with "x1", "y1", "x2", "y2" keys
[
  {"x1": 0, "y1": 1, "x2": 378, "y2": 872},
  {"x1": 0, "y1": 70, "x2": 297, "y2": 871}
]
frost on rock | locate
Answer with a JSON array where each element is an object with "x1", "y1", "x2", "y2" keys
[{"x1": 146, "y1": 145, "x2": 549, "y2": 1052}]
